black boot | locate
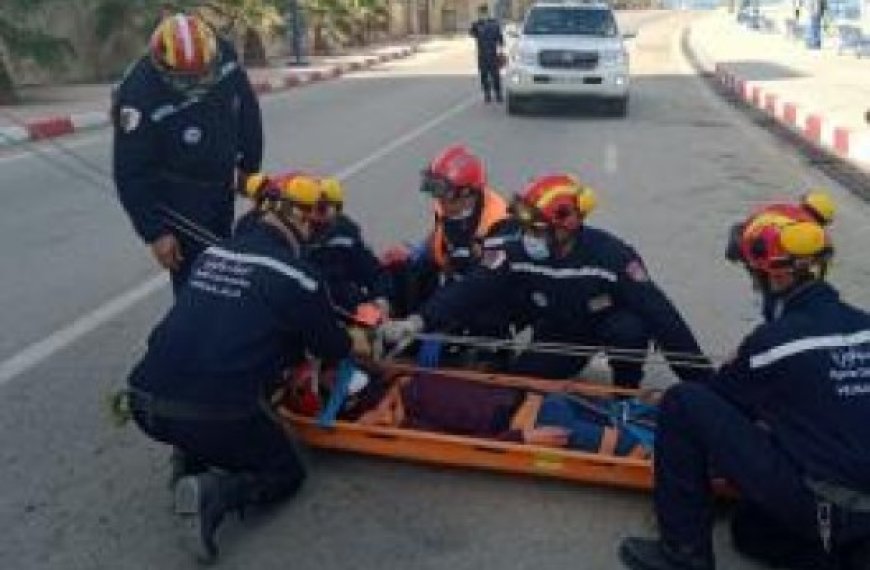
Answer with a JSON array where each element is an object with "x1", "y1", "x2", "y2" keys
[
  {"x1": 174, "y1": 472, "x2": 243, "y2": 564},
  {"x1": 619, "y1": 537, "x2": 714, "y2": 570}
]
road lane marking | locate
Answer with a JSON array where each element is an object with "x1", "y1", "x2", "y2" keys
[
  {"x1": 0, "y1": 275, "x2": 168, "y2": 387},
  {"x1": 604, "y1": 142, "x2": 619, "y2": 174},
  {"x1": 0, "y1": 131, "x2": 106, "y2": 165},
  {"x1": 0, "y1": 93, "x2": 477, "y2": 387}
]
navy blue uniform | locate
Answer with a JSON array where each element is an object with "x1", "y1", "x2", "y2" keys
[
  {"x1": 128, "y1": 219, "x2": 350, "y2": 503},
  {"x1": 420, "y1": 226, "x2": 710, "y2": 387},
  {"x1": 654, "y1": 282, "x2": 870, "y2": 567},
  {"x1": 469, "y1": 17, "x2": 504, "y2": 101},
  {"x1": 113, "y1": 39, "x2": 263, "y2": 293},
  {"x1": 306, "y1": 214, "x2": 390, "y2": 314}
]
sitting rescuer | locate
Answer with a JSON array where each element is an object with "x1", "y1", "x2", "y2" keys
[
  {"x1": 619, "y1": 192, "x2": 870, "y2": 570},
  {"x1": 382, "y1": 144, "x2": 515, "y2": 318},
  {"x1": 242, "y1": 173, "x2": 391, "y2": 319},
  {"x1": 124, "y1": 175, "x2": 364, "y2": 563},
  {"x1": 381, "y1": 173, "x2": 712, "y2": 388}
]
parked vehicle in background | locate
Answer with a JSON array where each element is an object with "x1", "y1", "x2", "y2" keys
[{"x1": 504, "y1": 0, "x2": 633, "y2": 116}]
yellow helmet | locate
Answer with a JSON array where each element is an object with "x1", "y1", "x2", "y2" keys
[
  {"x1": 320, "y1": 177, "x2": 344, "y2": 205},
  {"x1": 279, "y1": 175, "x2": 323, "y2": 207}
]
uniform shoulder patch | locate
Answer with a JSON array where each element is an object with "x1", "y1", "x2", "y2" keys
[
  {"x1": 625, "y1": 259, "x2": 649, "y2": 282},
  {"x1": 482, "y1": 248, "x2": 507, "y2": 270},
  {"x1": 118, "y1": 106, "x2": 142, "y2": 134}
]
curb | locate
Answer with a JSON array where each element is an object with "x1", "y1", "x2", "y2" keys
[
  {"x1": 683, "y1": 23, "x2": 870, "y2": 173},
  {"x1": 0, "y1": 45, "x2": 419, "y2": 150}
]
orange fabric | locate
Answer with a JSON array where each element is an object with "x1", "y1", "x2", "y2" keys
[
  {"x1": 599, "y1": 427, "x2": 619, "y2": 455},
  {"x1": 429, "y1": 188, "x2": 508, "y2": 270},
  {"x1": 627, "y1": 445, "x2": 650, "y2": 460},
  {"x1": 510, "y1": 393, "x2": 544, "y2": 432}
]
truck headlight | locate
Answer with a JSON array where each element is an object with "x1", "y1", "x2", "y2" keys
[{"x1": 599, "y1": 48, "x2": 628, "y2": 66}]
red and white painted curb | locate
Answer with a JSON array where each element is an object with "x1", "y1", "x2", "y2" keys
[
  {"x1": 714, "y1": 63, "x2": 870, "y2": 169},
  {"x1": 248, "y1": 46, "x2": 417, "y2": 94},
  {"x1": 0, "y1": 45, "x2": 418, "y2": 149}
]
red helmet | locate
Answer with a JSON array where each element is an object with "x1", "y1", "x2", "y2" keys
[
  {"x1": 149, "y1": 14, "x2": 219, "y2": 94},
  {"x1": 727, "y1": 200, "x2": 833, "y2": 276},
  {"x1": 514, "y1": 174, "x2": 597, "y2": 232},
  {"x1": 421, "y1": 144, "x2": 486, "y2": 198}
]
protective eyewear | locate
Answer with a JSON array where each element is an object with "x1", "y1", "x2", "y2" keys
[
  {"x1": 725, "y1": 222, "x2": 745, "y2": 263},
  {"x1": 161, "y1": 66, "x2": 218, "y2": 98},
  {"x1": 420, "y1": 171, "x2": 463, "y2": 201}
]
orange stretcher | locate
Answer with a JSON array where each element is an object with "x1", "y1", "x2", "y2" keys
[{"x1": 274, "y1": 362, "x2": 656, "y2": 492}]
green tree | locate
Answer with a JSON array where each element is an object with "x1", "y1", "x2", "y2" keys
[
  {"x1": 0, "y1": 0, "x2": 73, "y2": 103},
  {"x1": 198, "y1": 0, "x2": 285, "y2": 65}
]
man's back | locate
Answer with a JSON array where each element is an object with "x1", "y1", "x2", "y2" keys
[
  {"x1": 131, "y1": 221, "x2": 349, "y2": 406},
  {"x1": 714, "y1": 282, "x2": 870, "y2": 489}
]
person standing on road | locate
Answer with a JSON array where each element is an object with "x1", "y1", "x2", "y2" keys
[
  {"x1": 381, "y1": 173, "x2": 712, "y2": 388},
  {"x1": 113, "y1": 13, "x2": 263, "y2": 295},
  {"x1": 619, "y1": 194, "x2": 870, "y2": 570},
  {"x1": 469, "y1": 4, "x2": 505, "y2": 103},
  {"x1": 126, "y1": 176, "x2": 360, "y2": 563}
]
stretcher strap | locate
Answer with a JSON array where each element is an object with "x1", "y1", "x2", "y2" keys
[
  {"x1": 317, "y1": 359, "x2": 355, "y2": 428},
  {"x1": 417, "y1": 339, "x2": 442, "y2": 368},
  {"x1": 511, "y1": 394, "x2": 544, "y2": 432},
  {"x1": 599, "y1": 427, "x2": 619, "y2": 455}
]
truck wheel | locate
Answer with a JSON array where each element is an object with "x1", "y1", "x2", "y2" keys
[{"x1": 609, "y1": 96, "x2": 629, "y2": 118}]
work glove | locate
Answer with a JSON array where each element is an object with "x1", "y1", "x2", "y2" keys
[
  {"x1": 379, "y1": 314, "x2": 424, "y2": 345},
  {"x1": 373, "y1": 297, "x2": 391, "y2": 319}
]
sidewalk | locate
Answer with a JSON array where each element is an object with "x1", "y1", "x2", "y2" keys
[
  {"x1": 686, "y1": 9, "x2": 870, "y2": 171},
  {"x1": 0, "y1": 40, "x2": 422, "y2": 149}
]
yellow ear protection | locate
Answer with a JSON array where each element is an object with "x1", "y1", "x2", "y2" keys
[
  {"x1": 801, "y1": 190, "x2": 835, "y2": 226},
  {"x1": 780, "y1": 221, "x2": 828, "y2": 256},
  {"x1": 576, "y1": 185, "x2": 597, "y2": 216}
]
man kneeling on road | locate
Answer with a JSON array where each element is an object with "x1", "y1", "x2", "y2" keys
[
  {"x1": 125, "y1": 176, "x2": 358, "y2": 563},
  {"x1": 382, "y1": 173, "x2": 711, "y2": 388},
  {"x1": 619, "y1": 193, "x2": 870, "y2": 570}
]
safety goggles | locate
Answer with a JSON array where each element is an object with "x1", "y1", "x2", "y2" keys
[
  {"x1": 160, "y1": 65, "x2": 219, "y2": 98},
  {"x1": 420, "y1": 171, "x2": 465, "y2": 201},
  {"x1": 510, "y1": 198, "x2": 551, "y2": 234}
]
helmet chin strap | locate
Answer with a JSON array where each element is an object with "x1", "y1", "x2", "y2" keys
[
  {"x1": 264, "y1": 206, "x2": 308, "y2": 255},
  {"x1": 751, "y1": 266, "x2": 821, "y2": 322}
]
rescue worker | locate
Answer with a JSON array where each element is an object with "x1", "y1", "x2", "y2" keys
[
  {"x1": 469, "y1": 4, "x2": 505, "y2": 103},
  {"x1": 619, "y1": 193, "x2": 870, "y2": 570},
  {"x1": 240, "y1": 173, "x2": 391, "y2": 319},
  {"x1": 126, "y1": 175, "x2": 356, "y2": 563},
  {"x1": 381, "y1": 173, "x2": 711, "y2": 388},
  {"x1": 113, "y1": 13, "x2": 263, "y2": 295},
  {"x1": 306, "y1": 176, "x2": 392, "y2": 318},
  {"x1": 383, "y1": 144, "x2": 514, "y2": 317}
]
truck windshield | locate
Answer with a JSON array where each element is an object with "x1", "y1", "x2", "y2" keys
[{"x1": 523, "y1": 7, "x2": 618, "y2": 36}]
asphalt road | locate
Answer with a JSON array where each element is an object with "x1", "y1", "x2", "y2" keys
[{"x1": 2, "y1": 10, "x2": 870, "y2": 570}]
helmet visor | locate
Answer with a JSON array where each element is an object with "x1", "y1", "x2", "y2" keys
[{"x1": 420, "y1": 171, "x2": 461, "y2": 200}]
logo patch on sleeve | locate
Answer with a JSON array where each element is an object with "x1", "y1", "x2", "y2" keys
[
  {"x1": 482, "y1": 249, "x2": 507, "y2": 270},
  {"x1": 119, "y1": 106, "x2": 141, "y2": 133}
]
